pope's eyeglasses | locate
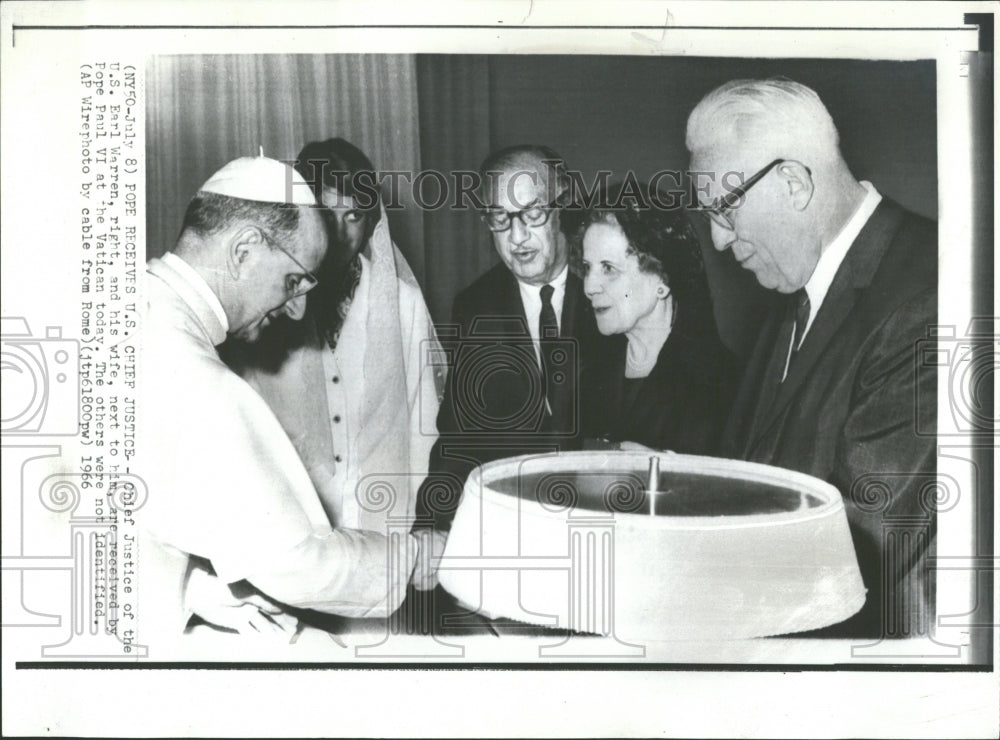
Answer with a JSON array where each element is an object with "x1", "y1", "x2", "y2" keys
[{"x1": 262, "y1": 231, "x2": 320, "y2": 298}]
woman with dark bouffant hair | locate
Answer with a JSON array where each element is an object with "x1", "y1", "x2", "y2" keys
[{"x1": 576, "y1": 181, "x2": 739, "y2": 455}]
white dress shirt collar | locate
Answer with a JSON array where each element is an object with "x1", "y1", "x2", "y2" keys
[
  {"x1": 802, "y1": 181, "x2": 882, "y2": 337},
  {"x1": 516, "y1": 264, "x2": 569, "y2": 333},
  {"x1": 160, "y1": 251, "x2": 230, "y2": 342}
]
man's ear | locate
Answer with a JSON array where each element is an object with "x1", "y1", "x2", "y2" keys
[
  {"x1": 226, "y1": 225, "x2": 267, "y2": 279},
  {"x1": 778, "y1": 161, "x2": 814, "y2": 211}
]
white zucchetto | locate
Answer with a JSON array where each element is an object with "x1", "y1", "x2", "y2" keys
[{"x1": 198, "y1": 156, "x2": 317, "y2": 206}]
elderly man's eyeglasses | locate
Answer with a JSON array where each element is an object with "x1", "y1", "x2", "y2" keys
[
  {"x1": 262, "y1": 231, "x2": 320, "y2": 298},
  {"x1": 481, "y1": 199, "x2": 558, "y2": 232},
  {"x1": 697, "y1": 158, "x2": 811, "y2": 231}
]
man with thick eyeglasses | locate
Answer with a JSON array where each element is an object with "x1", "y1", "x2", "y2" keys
[
  {"x1": 697, "y1": 158, "x2": 806, "y2": 232},
  {"x1": 415, "y1": 144, "x2": 603, "y2": 540},
  {"x1": 687, "y1": 79, "x2": 937, "y2": 639},
  {"x1": 142, "y1": 156, "x2": 432, "y2": 641}
]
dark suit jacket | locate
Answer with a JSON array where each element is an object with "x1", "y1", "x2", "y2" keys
[
  {"x1": 583, "y1": 302, "x2": 739, "y2": 456},
  {"x1": 722, "y1": 198, "x2": 937, "y2": 638},
  {"x1": 416, "y1": 263, "x2": 604, "y2": 530}
]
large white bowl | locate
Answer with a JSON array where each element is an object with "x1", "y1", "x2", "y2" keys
[{"x1": 438, "y1": 451, "x2": 866, "y2": 640}]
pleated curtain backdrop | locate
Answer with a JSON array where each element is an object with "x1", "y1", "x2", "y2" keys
[{"x1": 145, "y1": 54, "x2": 427, "y2": 283}]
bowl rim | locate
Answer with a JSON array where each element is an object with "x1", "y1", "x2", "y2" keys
[{"x1": 460, "y1": 450, "x2": 847, "y2": 530}]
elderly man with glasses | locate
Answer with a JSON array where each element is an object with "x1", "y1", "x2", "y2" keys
[
  {"x1": 414, "y1": 145, "x2": 604, "y2": 539},
  {"x1": 141, "y1": 156, "x2": 432, "y2": 641},
  {"x1": 687, "y1": 79, "x2": 938, "y2": 639}
]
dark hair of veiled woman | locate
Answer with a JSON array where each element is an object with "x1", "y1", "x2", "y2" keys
[{"x1": 295, "y1": 137, "x2": 382, "y2": 240}]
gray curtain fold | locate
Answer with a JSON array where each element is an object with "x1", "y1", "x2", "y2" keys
[{"x1": 145, "y1": 54, "x2": 426, "y2": 285}]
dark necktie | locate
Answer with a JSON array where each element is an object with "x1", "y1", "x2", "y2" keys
[
  {"x1": 539, "y1": 284, "x2": 559, "y2": 412},
  {"x1": 750, "y1": 288, "x2": 811, "y2": 439},
  {"x1": 786, "y1": 288, "x2": 811, "y2": 375}
]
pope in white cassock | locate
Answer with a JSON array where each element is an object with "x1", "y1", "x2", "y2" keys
[{"x1": 140, "y1": 156, "x2": 428, "y2": 639}]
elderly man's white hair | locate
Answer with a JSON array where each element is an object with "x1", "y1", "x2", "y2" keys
[{"x1": 686, "y1": 78, "x2": 842, "y2": 166}]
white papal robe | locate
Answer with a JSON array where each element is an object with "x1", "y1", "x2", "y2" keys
[{"x1": 138, "y1": 254, "x2": 416, "y2": 636}]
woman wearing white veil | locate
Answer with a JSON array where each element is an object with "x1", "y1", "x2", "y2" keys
[{"x1": 228, "y1": 137, "x2": 445, "y2": 535}]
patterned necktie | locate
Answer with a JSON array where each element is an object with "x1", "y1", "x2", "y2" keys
[{"x1": 539, "y1": 284, "x2": 559, "y2": 411}]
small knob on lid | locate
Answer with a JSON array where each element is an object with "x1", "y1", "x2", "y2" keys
[{"x1": 647, "y1": 456, "x2": 661, "y2": 515}]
